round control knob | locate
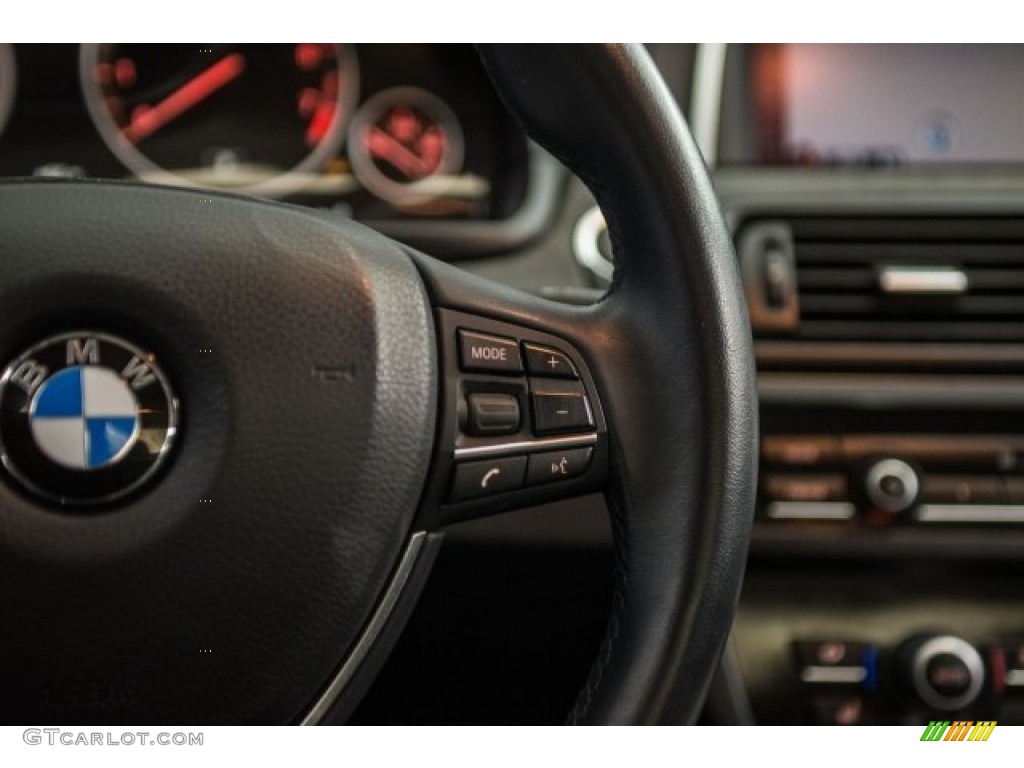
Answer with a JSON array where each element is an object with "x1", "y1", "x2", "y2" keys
[
  {"x1": 865, "y1": 458, "x2": 919, "y2": 513},
  {"x1": 910, "y1": 635, "x2": 985, "y2": 711}
]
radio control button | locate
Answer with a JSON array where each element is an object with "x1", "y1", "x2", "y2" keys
[
  {"x1": 795, "y1": 641, "x2": 868, "y2": 671},
  {"x1": 922, "y1": 476, "x2": 1004, "y2": 505},
  {"x1": 809, "y1": 694, "x2": 872, "y2": 725},
  {"x1": 465, "y1": 392, "x2": 520, "y2": 436},
  {"x1": 762, "y1": 437, "x2": 842, "y2": 467},
  {"x1": 865, "y1": 458, "x2": 919, "y2": 514},
  {"x1": 907, "y1": 635, "x2": 985, "y2": 711},
  {"x1": 991, "y1": 643, "x2": 1024, "y2": 692},
  {"x1": 458, "y1": 329, "x2": 522, "y2": 374},
  {"x1": 530, "y1": 379, "x2": 594, "y2": 435},
  {"x1": 523, "y1": 343, "x2": 578, "y2": 379},
  {"x1": 763, "y1": 474, "x2": 846, "y2": 502}
]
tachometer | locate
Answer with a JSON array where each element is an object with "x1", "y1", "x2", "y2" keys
[{"x1": 80, "y1": 44, "x2": 358, "y2": 197}]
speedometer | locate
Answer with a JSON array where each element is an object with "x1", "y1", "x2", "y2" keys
[{"x1": 80, "y1": 44, "x2": 358, "y2": 198}]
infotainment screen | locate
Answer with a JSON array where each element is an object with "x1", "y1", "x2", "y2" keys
[{"x1": 740, "y1": 44, "x2": 1024, "y2": 167}]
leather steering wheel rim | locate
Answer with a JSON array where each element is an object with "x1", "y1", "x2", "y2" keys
[{"x1": 411, "y1": 43, "x2": 758, "y2": 723}]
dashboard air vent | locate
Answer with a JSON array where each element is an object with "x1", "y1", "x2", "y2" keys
[{"x1": 739, "y1": 218, "x2": 1024, "y2": 342}]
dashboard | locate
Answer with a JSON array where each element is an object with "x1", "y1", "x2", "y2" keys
[
  {"x1": 2, "y1": 43, "x2": 1021, "y2": 726},
  {"x1": 0, "y1": 44, "x2": 556, "y2": 255},
  {"x1": 695, "y1": 43, "x2": 1024, "y2": 728}
]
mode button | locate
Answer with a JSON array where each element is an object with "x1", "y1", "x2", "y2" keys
[{"x1": 458, "y1": 329, "x2": 522, "y2": 374}]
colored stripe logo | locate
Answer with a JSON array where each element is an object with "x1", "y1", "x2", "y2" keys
[{"x1": 920, "y1": 721, "x2": 996, "y2": 742}]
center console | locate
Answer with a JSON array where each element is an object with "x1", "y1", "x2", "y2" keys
[{"x1": 699, "y1": 43, "x2": 1024, "y2": 725}]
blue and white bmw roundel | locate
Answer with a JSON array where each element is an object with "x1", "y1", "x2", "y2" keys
[
  {"x1": 0, "y1": 332, "x2": 178, "y2": 505},
  {"x1": 30, "y1": 366, "x2": 141, "y2": 470}
]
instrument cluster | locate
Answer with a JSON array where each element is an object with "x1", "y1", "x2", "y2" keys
[{"x1": 0, "y1": 44, "x2": 533, "y2": 225}]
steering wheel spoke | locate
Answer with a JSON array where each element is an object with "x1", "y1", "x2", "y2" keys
[{"x1": 409, "y1": 262, "x2": 611, "y2": 528}]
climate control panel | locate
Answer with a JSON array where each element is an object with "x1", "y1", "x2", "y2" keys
[{"x1": 793, "y1": 634, "x2": 1024, "y2": 725}]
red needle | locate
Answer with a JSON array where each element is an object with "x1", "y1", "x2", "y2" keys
[
  {"x1": 367, "y1": 127, "x2": 432, "y2": 179},
  {"x1": 122, "y1": 53, "x2": 247, "y2": 144}
]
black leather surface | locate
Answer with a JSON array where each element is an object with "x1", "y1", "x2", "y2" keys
[
  {"x1": 416, "y1": 44, "x2": 758, "y2": 723},
  {"x1": 0, "y1": 181, "x2": 436, "y2": 723}
]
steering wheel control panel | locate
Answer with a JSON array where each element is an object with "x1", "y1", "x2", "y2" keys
[
  {"x1": 792, "y1": 634, "x2": 1024, "y2": 725},
  {"x1": 420, "y1": 309, "x2": 608, "y2": 526}
]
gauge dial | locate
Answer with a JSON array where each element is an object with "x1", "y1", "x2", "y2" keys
[
  {"x1": 348, "y1": 86, "x2": 465, "y2": 205},
  {"x1": 0, "y1": 45, "x2": 16, "y2": 141},
  {"x1": 80, "y1": 44, "x2": 358, "y2": 198}
]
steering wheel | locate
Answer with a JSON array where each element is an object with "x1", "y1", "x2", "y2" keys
[{"x1": 0, "y1": 44, "x2": 756, "y2": 725}]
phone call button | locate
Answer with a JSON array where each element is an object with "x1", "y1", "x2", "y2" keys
[{"x1": 449, "y1": 455, "x2": 527, "y2": 502}]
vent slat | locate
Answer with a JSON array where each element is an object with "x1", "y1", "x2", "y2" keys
[
  {"x1": 789, "y1": 218, "x2": 1024, "y2": 242},
  {"x1": 745, "y1": 217, "x2": 1024, "y2": 343},
  {"x1": 797, "y1": 243, "x2": 1024, "y2": 264},
  {"x1": 798, "y1": 268, "x2": 1024, "y2": 292},
  {"x1": 798, "y1": 321, "x2": 1024, "y2": 342},
  {"x1": 963, "y1": 271, "x2": 1024, "y2": 291},
  {"x1": 800, "y1": 295, "x2": 1024, "y2": 316},
  {"x1": 796, "y1": 268, "x2": 874, "y2": 290}
]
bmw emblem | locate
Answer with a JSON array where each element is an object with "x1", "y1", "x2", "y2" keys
[{"x1": 0, "y1": 332, "x2": 178, "y2": 505}]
